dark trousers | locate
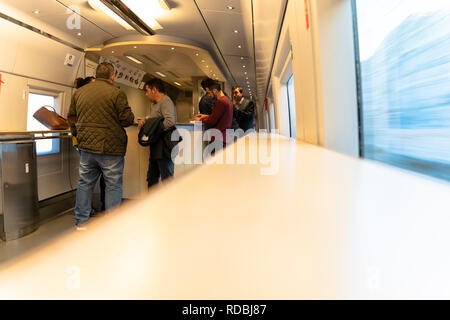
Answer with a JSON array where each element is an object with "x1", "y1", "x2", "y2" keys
[{"x1": 147, "y1": 158, "x2": 174, "y2": 188}]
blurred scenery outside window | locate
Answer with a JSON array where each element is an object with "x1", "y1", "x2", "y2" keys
[{"x1": 355, "y1": 0, "x2": 450, "y2": 181}]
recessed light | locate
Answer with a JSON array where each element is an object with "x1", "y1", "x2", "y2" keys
[
  {"x1": 243, "y1": 65, "x2": 246, "y2": 68},
  {"x1": 33, "y1": 10, "x2": 40, "y2": 14},
  {"x1": 195, "y1": 53, "x2": 199, "y2": 56},
  {"x1": 234, "y1": 30, "x2": 239, "y2": 34},
  {"x1": 227, "y1": 6, "x2": 234, "y2": 10},
  {"x1": 77, "y1": 32, "x2": 82, "y2": 36},
  {"x1": 201, "y1": 60, "x2": 205, "y2": 63},
  {"x1": 241, "y1": 57, "x2": 244, "y2": 60},
  {"x1": 133, "y1": 46, "x2": 137, "y2": 49},
  {"x1": 171, "y1": 47, "x2": 175, "y2": 50},
  {"x1": 244, "y1": 72, "x2": 247, "y2": 75},
  {"x1": 155, "y1": 72, "x2": 167, "y2": 78},
  {"x1": 206, "y1": 65, "x2": 209, "y2": 68},
  {"x1": 238, "y1": 45, "x2": 242, "y2": 49},
  {"x1": 111, "y1": 51, "x2": 115, "y2": 54},
  {"x1": 126, "y1": 56, "x2": 143, "y2": 64}
]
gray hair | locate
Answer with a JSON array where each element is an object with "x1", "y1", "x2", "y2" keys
[{"x1": 96, "y1": 62, "x2": 115, "y2": 80}]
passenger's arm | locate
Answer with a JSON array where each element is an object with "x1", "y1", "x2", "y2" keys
[
  {"x1": 202, "y1": 100, "x2": 224, "y2": 128},
  {"x1": 67, "y1": 94, "x2": 77, "y2": 137},
  {"x1": 161, "y1": 100, "x2": 176, "y2": 129},
  {"x1": 116, "y1": 91, "x2": 135, "y2": 127}
]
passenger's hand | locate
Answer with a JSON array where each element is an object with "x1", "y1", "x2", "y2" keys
[
  {"x1": 137, "y1": 119, "x2": 145, "y2": 129},
  {"x1": 193, "y1": 114, "x2": 206, "y2": 121}
]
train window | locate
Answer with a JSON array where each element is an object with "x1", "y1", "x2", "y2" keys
[
  {"x1": 27, "y1": 92, "x2": 60, "y2": 155},
  {"x1": 287, "y1": 74, "x2": 297, "y2": 139},
  {"x1": 353, "y1": 0, "x2": 450, "y2": 181}
]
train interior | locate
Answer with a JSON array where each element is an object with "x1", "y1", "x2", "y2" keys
[{"x1": 0, "y1": 0, "x2": 449, "y2": 299}]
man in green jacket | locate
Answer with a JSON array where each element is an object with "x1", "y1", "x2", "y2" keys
[{"x1": 68, "y1": 62, "x2": 135, "y2": 228}]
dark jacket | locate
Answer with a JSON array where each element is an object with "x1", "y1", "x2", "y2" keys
[
  {"x1": 138, "y1": 117, "x2": 182, "y2": 160},
  {"x1": 199, "y1": 93, "x2": 216, "y2": 115},
  {"x1": 236, "y1": 98, "x2": 255, "y2": 132},
  {"x1": 67, "y1": 79, "x2": 135, "y2": 156}
]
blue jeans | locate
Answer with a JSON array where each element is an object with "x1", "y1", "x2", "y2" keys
[
  {"x1": 75, "y1": 151, "x2": 124, "y2": 225},
  {"x1": 147, "y1": 158, "x2": 174, "y2": 188}
]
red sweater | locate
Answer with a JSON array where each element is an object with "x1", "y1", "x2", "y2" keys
[{"x1": 201, "y1": 95, "x2": 233, "y2": 143}]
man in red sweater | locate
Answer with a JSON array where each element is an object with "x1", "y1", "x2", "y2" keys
[{"x1": 193, "y1": 79, "x2": 233, "y2": 147}]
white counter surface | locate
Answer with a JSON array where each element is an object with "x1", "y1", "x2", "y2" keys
[{"x1": 0, "y1": 134, "x2": 449, "y2": 299}]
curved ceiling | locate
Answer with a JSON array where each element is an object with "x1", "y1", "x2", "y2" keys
[{"x1": 0, "y1": 0, "x2": 288, "y2": 104}]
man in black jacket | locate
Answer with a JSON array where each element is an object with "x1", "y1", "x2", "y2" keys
[{"x1": 232, "y1": 86, "x2": 255, "y2": 132}]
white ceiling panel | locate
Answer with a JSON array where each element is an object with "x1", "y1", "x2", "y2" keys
[
  {"x1": 201, "y1": 11, "x2": 248, "y2": 57},
  {"x1": 196, "y1": 0, "x2": 243, "y2": 14}
]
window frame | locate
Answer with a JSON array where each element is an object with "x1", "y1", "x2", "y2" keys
[{"x1": 27, "y1": 87, "x2": 63, "y2": 156}]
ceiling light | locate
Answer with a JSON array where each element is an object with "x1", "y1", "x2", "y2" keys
[
  {"x1": 171, "y1": 47, "x2": 175, "y2": 50},
  {"x1": 201, "y1": 60, "x2": 205, "y2": 63},
  {"x1": 206, "y1": 65, "x2": 209, "y2": 68},
  {"x1": 241, "y1": 57, "x2": 244, "y2": 60},
  {"x1": 33, "y1": 10, "x2": 40, "y2": 14},
  {"x1": 195, "y1": 53, "x2": 199, "y2": 56},
  {"x1": 133, "y1": 46, "x2": 137, "y2": 49},
  {"x1": 234, "y1": 30, "x2": 239, "y2": 34},
  {"x1": 238, "y1": 45, "x2": 242, "y2": 48},
  {"x1": 88, "y1": 0, "x2": 134, "y2": 31},
  {"x1": 77, "y1": 32, "x2": 82, "y2": 36},
  {"x1": 155, "y1": 72, "x2": 166, "y2": 78},
  {"x1": 244, "y1": 72, "x2": 247, "y2": 75},
  {"x1": 111, "y1": 51, "x2": 115, "y2": 54},
  {"x1": 174, "y1": 82, "x2": 182, "y2": 86},
  {"x1": 126, "y1": 56, "x2": 143, "y2": 64},
  {"x1": 227, "y1": 6, "x2": 234, "y2": 10},
  {"x1": 121, "y1": 0, "x2": 166, "y2": 29}
]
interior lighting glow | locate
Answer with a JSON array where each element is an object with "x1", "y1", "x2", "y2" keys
[
  {"x1": 126, "y1": 56, "x2": 143, "y2": 64},
  {"x1": 122, "y1": 0, "x2": 168, "y2": 29},
  {"x1": 88, "y1": 0, "x2": 134, "y2": 30}
]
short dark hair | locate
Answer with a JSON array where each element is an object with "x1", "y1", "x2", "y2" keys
[
  {"x1": 204, "y1": 79, "x2": 221, "y2": 92},
  {"x1": 145, "y1": 78, "x2": 166, "y2": 94},
  {"x1": 201, "y1": 78, "x2": 212, "y2": 90},
  {"x1": 232, "y1": 86, "x2": 243, "y2": 94},
  {"x1": 96, "y1": 62, "x2": 115, "y2": 80},
  {"x1": 75, "y1": 76, "x2": 95, "y2": 89}
]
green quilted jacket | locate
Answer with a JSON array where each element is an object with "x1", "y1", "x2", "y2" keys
[{"x1": 67, "y1": 79, "x2": 135, "y2": 155}]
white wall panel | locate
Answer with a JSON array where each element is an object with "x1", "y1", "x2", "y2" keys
[{"x1": 0, "y1": 73, "x2": 28, "y2": 131}]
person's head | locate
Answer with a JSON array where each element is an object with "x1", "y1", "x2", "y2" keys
[
  {"x1": 201, "y1": 78, "x2": 211, "y2": 91},
  {"x1": 96, "y1": 62, "x2": 115, "y2": 82},
  {"x1": 204, "y1": 79, "x2": 221, "y2": 99},
  {"x1": 75, "y1": 77, "x2": 85, "y2": 89},
  {"x1": 85, "y1": 76, "x2": 95, "y2": 84},
  {"x1": 232, "y1": 86, "x2": 243, "y2": 103},
  {"x1": 145, "y1": 78, "x2": 166, "y2": 102},
  {"x1": 75, "y1": 76, "x2": 96, "y2": 89}
]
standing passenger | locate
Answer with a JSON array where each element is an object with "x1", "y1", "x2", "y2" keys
[
  {"x1": 67, "y1": 62, "x2": 135, "y2": 228},
  {"x1": 193, "y1": 79, "x2": 233, "y2": 148},
  {"x1": 232, "y1": 86, "x2": 255, "y2": 132},
  {"x1": 138, "y1": 78, "x2": 177, "y2": 188},
  {"x1": 198, "y1": 78, "x2": 216, "y2": 115}
]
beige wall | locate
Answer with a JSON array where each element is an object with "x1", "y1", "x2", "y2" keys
[{"x1": 267, "y1": 0, "x2": 359, "y2": 157}]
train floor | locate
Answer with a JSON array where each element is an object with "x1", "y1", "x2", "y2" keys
[{"x1": 0, "y1": 212, "x2": 76, "y2": 265}]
